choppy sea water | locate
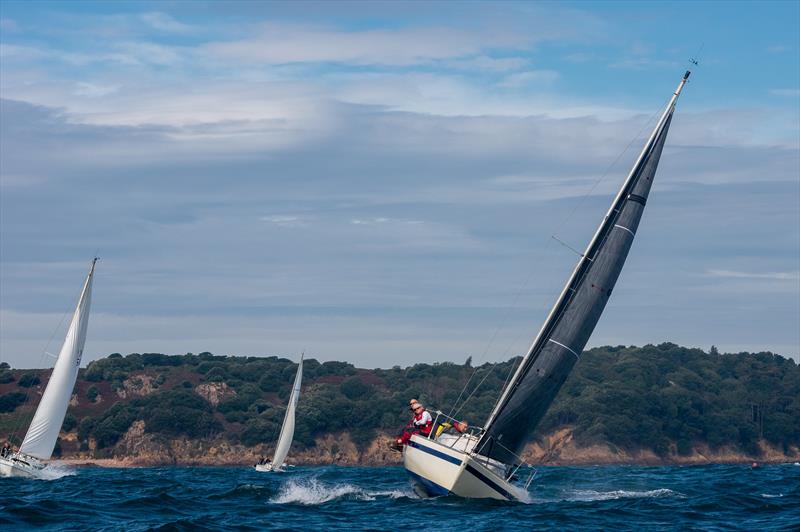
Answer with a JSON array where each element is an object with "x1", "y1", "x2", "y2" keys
[{"x1": 1, "y1": 463, "x2": 798, "y2": 530}]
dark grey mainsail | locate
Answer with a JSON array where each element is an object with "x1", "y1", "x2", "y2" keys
[{"x1": 476, "y1": 72, "x2": 691, "y2": 466}]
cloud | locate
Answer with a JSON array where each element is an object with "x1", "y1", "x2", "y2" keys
[
  {"x1": 766, "y1": 45, "x2": 790, "y2": 53},
  {"x1": 202, "y1": 21, "x2": 548, "y2": 67},
  {"x1": 769, "y1": 88, "x2": 800, "y2": 97},
  {"x1": 260, "y1": 215, "x2": 310, "y2": 227},
  {"x1": 497, "y1": 70, "x2": 560, "y2": 88},
  {"x1": 442, "y1": 55, "x2": 529, "y2": 72},
  {"x1": 0, "y1": 18, "x2": 19, "y2": 32},
  {"x1": 73, "y1": 82, "x2": 121, "y2": 98},
  {"x1": 0, "y1": 0, "x2": 798, "y2": 367},
  {"x1": 139, "y1": 12, "x2": 192, "y2": 33},
  {"x1": 706, "y1": 269, "x2": 800, "y2": 281}
]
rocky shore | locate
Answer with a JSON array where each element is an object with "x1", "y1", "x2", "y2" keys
[{"x1": 55, "y1": 427, "x2": 798, "y2": 468}]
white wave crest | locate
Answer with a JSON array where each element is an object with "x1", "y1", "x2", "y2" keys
[
  {"x1": 270, "y1": 478, "x2": 414, "y2": 505},
  {"x1": 568, "y1": 488, "x2": 680, "y2": 502},
  {"x1": 38, "y1": 463, "x2": 76, "y2": 480},
  {"x1": 761, "y1": 493, "x2": 784, "y2": 499}
]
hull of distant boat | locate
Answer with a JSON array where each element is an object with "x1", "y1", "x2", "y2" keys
[
  {"x1": 403, "y1": 434, "x2": 527, "y2": 501},
  {"x1": 255, "y1": 463, "x2": 274, "y2": 472},
  {"x1": 0, "y1": 455, "x2": 47, "y2": 479}
]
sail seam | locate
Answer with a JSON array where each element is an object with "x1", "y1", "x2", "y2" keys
[
  {"x1": 548, "y1": 339, "x2": 580, "y2": 359},
  {"x1": 614, "y1": 224, "x2": 635, "y2": 237}
]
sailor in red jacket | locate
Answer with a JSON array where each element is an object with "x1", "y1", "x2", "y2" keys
[{"x1": 396, "y1": 402, "x2": 433, "y2": 446}]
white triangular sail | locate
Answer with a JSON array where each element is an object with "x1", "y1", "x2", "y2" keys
[
  {"x1": 19, "y1": 259, "x2": 97, "y2": 460},
  {"x1": 271, "y1": 355, "x2": 303, "y2": 469}
]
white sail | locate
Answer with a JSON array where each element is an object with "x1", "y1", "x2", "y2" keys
[
  {"x1": 271, "y1": 355, "x2": 303, "y2": 469},
  {"x1": 19, "y1": 259, "x2": 97, "y2": 460}
]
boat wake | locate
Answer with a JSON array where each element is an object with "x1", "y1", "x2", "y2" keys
[
  {"x1": 270, "y1": 478, "x2": 415, "y2": 505},
  {"x1": 38, "y1": 463, "x2": 76, "y2": 480},
  {"x1": 567, "y1": 488, "x2": 682, "y2": 502}
]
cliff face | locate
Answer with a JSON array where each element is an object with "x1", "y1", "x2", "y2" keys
[
  {"x1": 60, "y1": 425, "x2": 798, "y2": 467},
  {"x1": 4, "y1": 346, "x2": 796, "y2": 467}
]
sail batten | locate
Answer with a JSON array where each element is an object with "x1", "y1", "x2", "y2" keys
[
  {"x1": 271, "y1": 355, "x2": 303, "y2": 469},
  {"x1": 19, "y1": 259, "x2": 97, "y2": 460},
  {"x1": 476, "y1": 73, "x2": 690, "y2": 465}
]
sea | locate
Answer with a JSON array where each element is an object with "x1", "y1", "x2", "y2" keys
[{"x1": 0, "y1": 463, "x2": 798, "y2": 531}]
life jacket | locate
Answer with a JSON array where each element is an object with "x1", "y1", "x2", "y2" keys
[{"x1": 414, "y1": 410, "x2": 433, "y2": 435}]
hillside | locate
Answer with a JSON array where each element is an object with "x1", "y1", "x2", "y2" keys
[{"x1": 0, "y1": 343, "x2": 797, "y2": 466}]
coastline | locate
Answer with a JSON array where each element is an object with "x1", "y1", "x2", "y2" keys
[{"x1": 52, "y1": 429, "x2": 798, "y2": 468}]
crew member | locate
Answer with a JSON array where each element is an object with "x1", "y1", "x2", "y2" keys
[{"x1": 396, "y1": 403, "x2": 433, "y2": 446}]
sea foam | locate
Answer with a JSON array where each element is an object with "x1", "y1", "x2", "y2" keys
[
  {"x1": 567, "y1": 488, "x2": 681, "y2": 502},
  {"x1": 38, "y1": 463, "x2": 77, "y2": 480},
  {"x1": 270, "y1": 478, "x2": 414, "y2": 505}
]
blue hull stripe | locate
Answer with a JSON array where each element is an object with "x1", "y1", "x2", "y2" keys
[
  {"x1": 464, "y1": 464, "x2": 514, "y2": 501},
  {"x1": 408, "y1": 440, "x2": 462, "y2": 466},
  {"x1": 406, "y1": 470, "x2": 450, "y2": 497}
]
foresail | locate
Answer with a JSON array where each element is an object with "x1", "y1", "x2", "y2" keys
[
  {"x1": 20, "y1": 259, "x2": 96, "y2": 460},
  {"x1": 272, "y1": 356, "x2": 303, "y2": 468},
  {"x1": 476, "y1": 74, "x2": 689, "y2": 466}
]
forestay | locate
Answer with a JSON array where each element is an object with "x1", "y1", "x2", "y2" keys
[
  {"x1": 20, "y1": 259, "x2": 97, "y2": 460},
  {"x1": 272, "y1": 355, "x2": 303, "y2": 469},
  {"x1": 476, "y1": 73, "x2": 691, "y2": 466}
]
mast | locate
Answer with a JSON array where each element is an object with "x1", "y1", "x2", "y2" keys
[
  {"x1": 19, "y1": 258, "x2": 97, "y2": 460},
  {"x1": 477, "y1": 72, "x2": 690, "y2": 464}
]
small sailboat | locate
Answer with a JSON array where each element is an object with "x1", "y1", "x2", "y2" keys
[
  {"x1": 256, "y1": 354, "x2": 303, "y2": 472},
  {"x1": 0, "y1": 258, "x2": 97, "y2": 479},
  {"x1": 403, "y1": 71, "x2": 693, "y2": 500}
]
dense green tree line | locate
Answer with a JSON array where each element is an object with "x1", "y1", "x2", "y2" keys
[{"x1": 0, "y1": 344, "x2": 797, "y2": 457}]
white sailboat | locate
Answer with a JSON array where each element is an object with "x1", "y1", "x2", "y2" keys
[
  {"x1": 403, "y1": 71, "x2": 693, "y2": 500},
  {"x1": 0, "y1": 258, "x2": 97, "y2": 479},
  {"x1": 256, "y1": 354, "x2": 303, "y2": 472}
]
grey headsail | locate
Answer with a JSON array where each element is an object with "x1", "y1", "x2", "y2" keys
[{"x1": 476, "y1": 72, "x2": 691, "y2": 466}]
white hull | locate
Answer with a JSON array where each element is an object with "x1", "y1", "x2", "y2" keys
[
  {"x1": 403, "y1": 434, "x2": 528, "y2": 501},
  {"x1": 0, "y1": 454, "x2": 47, "y2": 479},
  {"x1": 255, "y1": 463, "x2": 276, "y2": 472}
]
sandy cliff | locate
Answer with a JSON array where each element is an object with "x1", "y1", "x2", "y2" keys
[{"x1": 58, "y1": 425, "x2": 798, "y2": 467}]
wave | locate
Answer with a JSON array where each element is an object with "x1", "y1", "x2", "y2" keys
[
  {"x1": 567, "y1": 488, "x2": 682, "y2": 502},
  {"x1": 270, "y1": 478, "x2": 414, "y2": 505},
  {"x1": 761, "y1": 493, "x2": 784, "y2": 498},
  {"x1": 38, "y1": 463, "x2": 76, "y2": 480}
]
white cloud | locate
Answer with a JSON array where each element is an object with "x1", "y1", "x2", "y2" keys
[
  {"x1": 443, "y1": 55, "x2": 529, "y2": 72},
  {"x1": 706, "y1": 269, "x2": 800, "y2": 281},
  {"x1": 497, "y1": 70, "x2": 560, "y2": 88},
  {"x1": 140, "y1": 12, "x2": 192, "y2": 33},
  {"x1": 769, "y1": 88, "x2": 800, "y2": 97},
  {"x1": 204, "y1": 23, "x2": 535, "y2": 66},
  {"x1": 73, "y1": 82, "x2": 121, "y2": 98},
  {"x1": 260, "y1": 215, "x2": 309, "y2": 227},
  {"x1": 766, "y1": 45, "x2": 790, "y2": 53}
]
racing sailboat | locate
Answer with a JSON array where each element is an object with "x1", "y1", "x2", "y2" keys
[
  {"x1": 403, "y1": 71, "x2": 692, "y2": 500},
  {"x1": 256, "y1": 354, "x2": 303, "y2": 472},
  {"x1": 0, "y1": 258, "x2": 97, "y2": 478}
]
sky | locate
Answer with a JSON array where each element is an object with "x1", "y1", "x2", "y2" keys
[{"x1": 0, "y1": 1, "x2": 798, "y2": 369}]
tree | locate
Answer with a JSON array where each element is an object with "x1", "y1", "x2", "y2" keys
[{"x1": 18, "y1": 373, "x2": 40, "y2": 388}]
